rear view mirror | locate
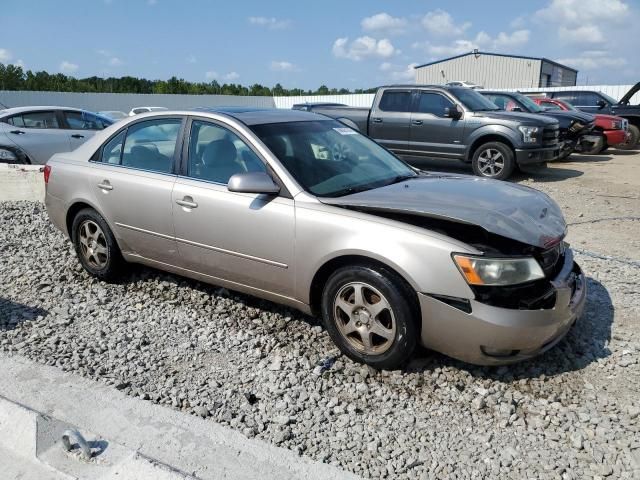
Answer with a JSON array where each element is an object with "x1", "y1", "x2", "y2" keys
[
  {"x1": 445, "y1": 105, "x2": 463, "y2": 120},
  {"x1": 228, "y1": 172, "x2": 280, "y2": 195}
]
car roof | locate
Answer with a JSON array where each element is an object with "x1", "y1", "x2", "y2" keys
[
  {"x1": 0, "y1": 106, "x2": 87, "y2": 117},
  {"x1": 191, "y1": 107, "x2": 326, "y2": 125}
]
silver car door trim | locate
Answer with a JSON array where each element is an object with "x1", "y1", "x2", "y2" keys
[
  {"x1": 115, "y1": 222, "x2": 174, "y2": 241},
  {"x1": 174, "y1": 236, "x2": 288, "y2": 269},
  {"x1": 115, "y1": 222, "x2": 288, "y2": 269}
]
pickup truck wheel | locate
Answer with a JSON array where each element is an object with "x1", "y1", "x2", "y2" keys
[
  {"x1": 321, "y1": 264, "x2": 418, "y2": 370},
  {"x1": 71, "y1": 208, "x2": 123, "y2": 281},
  {"x1": 617, "y1": 124, "x2": 639, "y2": 150},
  {"x1": 471, "y1": 142, "x2": 515, "y2": 180}
]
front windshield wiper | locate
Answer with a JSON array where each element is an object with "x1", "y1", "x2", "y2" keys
[{"x1": 384, "y1": 173, "x2": 418, "y2": 186}]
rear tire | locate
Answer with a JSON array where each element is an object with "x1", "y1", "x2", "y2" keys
[
  {"x1": 616, "y1": 124, "x2": 639, "y2": 150},
  {"x1": 320, "y1": 264, "x2": 418, "y2": 370},
  {"x1": 71, "y1": 208, "x2": 123, "y2": 281},
  {"x1": 471, "y1": 142, "x2": 515, "y2": 180}
]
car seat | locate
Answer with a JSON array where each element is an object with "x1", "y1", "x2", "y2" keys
[{"x1": 201, "y1": 139, "x2": 239, "y2": 183}]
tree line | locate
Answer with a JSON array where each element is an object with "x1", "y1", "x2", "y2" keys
[{"x1": 0, "y1": 63, "x2": 376, "y2": 96}]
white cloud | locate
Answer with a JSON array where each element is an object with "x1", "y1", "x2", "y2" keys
[
  {"x1": 380, "y1": 62, "x2": 419, "y2": 82},
  {"x1": 535, "y1": 0, "x2": 628, "y2": 25},
  {"x1": 414, "y1": 28, "x2": 529, "y2": 58},
  {"x1": 270, "y1": 60, "x2": 296, "y2": 72},
  {"x1": 0, "y1": 48, "x2": 12, "y2": 63},
  {"x1": 379, "y1": 62, "x2": 393, "y2": 71},
  {"x1": 205, "y1": 71, "x2": 218, "y2": 80},
  {"x1": 224, "y1": 71, "x2": 240, "y2": 81},
  {"x1": 421, "y1": 9, "x2": 471, "y2": 37},
  {"x1": 483, "y1": 29, "x2": 530, "y2": 49},
  {"x1": 413, "y1": 39, "x2": 478, "y2": 57},
  {"x1": 510, "y1": 16, "x2": 526, "y2": 29},
  {"x1": 332, "y1": 36, "x2": 396, "y2": 61},
  {"x1": 557, "y1": 50, "x2": 627, "y2": 70},
  {"x1": 97, "y1": 50, "x2": 123, "y2": 67},
  {"x1": 248, "y1": 16, "x2": 291, "y2": 30},
  {"x1": 108, "y1": 57, "x2": 123, "y2": 67},
  {"x1": 15, "y1": 59, "x2": 26, "y2": 69},
  {"x1": 558, "y1": 25, "x2": 604, "y2": 44},
  {"x1": 59, "y1": 61, "x2": 78, "y2": 74},
  {"x1": 361, "y1": 13, "x2": 407, "y2": 35},
  {"x1": 186, "y1": 54, "x2": 197, "y2": 64}
]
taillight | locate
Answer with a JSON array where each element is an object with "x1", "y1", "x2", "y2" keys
[{"x1": 43, "y1": 165, "x2": 51, "y2": 184}]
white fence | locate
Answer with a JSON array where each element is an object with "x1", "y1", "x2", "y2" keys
[
  {"x1": 1, "y1": 85, "x2": 637, "y2": 112},
  {"x1": 274, "y1": 85, "x2": 639, "y2": 109}
]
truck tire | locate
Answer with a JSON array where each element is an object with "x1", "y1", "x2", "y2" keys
[
  {"x1": 471, "y1": 142, "x2": 515, "y2": 180},
  {"x1": 616, "y1": 124, "x2": 639, "y2": 150}
]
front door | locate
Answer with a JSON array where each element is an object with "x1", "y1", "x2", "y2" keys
[
  {"x1": 409, "y1": 90, "x2": 465, "y2": 159},
  {"x1": 172, "y1": 118, "x2": 295, "y2": 297},
  {"x1": 84, "y1": 117, "x2": 183, "y2": 263}
]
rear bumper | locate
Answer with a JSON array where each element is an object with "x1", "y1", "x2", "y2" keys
[
  {"x1": 514, "y1": 146, "x2": 559, "y2": 165},
  {"x1": 418, "y1": 249, "x2": 586, "y2": 366},
  {"x1": 44, "y1": 192, "x2": 69, "y2": 237},
  {"x1": 603, "y1": 129, "x2": 626, "y2": 146}
]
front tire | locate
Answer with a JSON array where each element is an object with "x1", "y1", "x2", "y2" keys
[
  {"x1": 616, "y1": 124, "x2": 639, "y2": 150},
  {"x1": 471, "y1": 142, "x2": 515, "y2": 180},
  {"x1": 320, "y1": 264, "x2": 418, "y2": 370},
  {"x1": 71, "y1": 208, "x2": 123, "y2": 281}
]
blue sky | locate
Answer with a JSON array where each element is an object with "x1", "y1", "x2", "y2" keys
[{"x1": 1, "y1": 0, "x2": 638, "y2": 89}]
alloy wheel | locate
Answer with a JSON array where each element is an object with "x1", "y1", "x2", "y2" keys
[
  {"x1": 78, "y1": 220, "x2": 109, "y2": 269},
  {"x1": 477, "y1": 148, "x2": 505, "y2": 177},
  {"x1": 333, "y1": 282, "x2": 396, "y2": 355}
]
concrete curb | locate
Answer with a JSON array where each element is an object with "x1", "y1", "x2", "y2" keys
[
  {"x1": 0, "y1": 354, "x2": 361, "y2": 480},
  {"x1": 0, "y1": 163, "x2": 45, "y2": 201}
]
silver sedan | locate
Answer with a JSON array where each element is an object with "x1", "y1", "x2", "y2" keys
[{"x1": 44, "y1": 108, "x2": 586, "y2": 369}]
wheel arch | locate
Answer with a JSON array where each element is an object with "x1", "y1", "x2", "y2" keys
[{"x1": 467, "y1": 134, "x2": 516, "y2": 163}]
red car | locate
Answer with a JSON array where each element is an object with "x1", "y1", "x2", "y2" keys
[{"x1": 533, "y1": 97, "x2": 628, "y2": 153}]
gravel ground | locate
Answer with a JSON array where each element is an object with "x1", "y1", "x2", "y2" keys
[{"x1": 1, "y1": 151, "x2": 639, "y2": 479}]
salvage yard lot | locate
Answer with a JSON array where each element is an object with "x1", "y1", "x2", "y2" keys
[{"x1": 1, "y1": 151, "x2": 639, "y2": 479}]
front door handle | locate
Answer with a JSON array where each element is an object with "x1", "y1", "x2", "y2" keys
[
  {"x1": 10, "y1": 130, "x2": 25, "y2": 135},
  {"x1": 97, "y1": 180, "x2": 113, "y2": 191},
  {"x1": 176, "y1": 197, "x2": 198, "y2": 209},
  {"x1": 371, "y1": 117, "x2": 383, "y2": 123},
  {"x1": 412, "y1": 120, "x2": 423, "y2": 125},
  {"x1": 71, "y1": 134, "x2": 85, "y2": 139}
]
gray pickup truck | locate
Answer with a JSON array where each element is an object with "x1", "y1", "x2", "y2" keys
[{"x1": 304, "y1": 85, "x2": 561, "y2": 180}]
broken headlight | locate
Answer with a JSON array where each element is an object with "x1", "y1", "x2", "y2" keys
[
  {"x1": 0, "y1": 148, "x2": 18, "y2": 161},
  {"x1": 452, "y1": 255, "x2": 545, "y2": 286},
  {"x1": 569, "y1": 121, "x2": 585, "y2": 133}
]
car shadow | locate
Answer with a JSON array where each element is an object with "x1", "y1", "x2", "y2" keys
[
  {"x1": 407, "y1": 276, "x2": 613, "y2": 381},
  {"x1": 0, "y1": 298, "x2": 48, "y2": 331},
  {"x1": 556, "y1": 153, "x2": 613, "y2": 163},
  {"x1": 515, "y1": 165, "x2": 584, "y2": 183}
]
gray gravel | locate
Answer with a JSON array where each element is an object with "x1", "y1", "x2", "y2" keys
[{"x1": 1, "y1": 197, "x2": 639, "y2": 479}]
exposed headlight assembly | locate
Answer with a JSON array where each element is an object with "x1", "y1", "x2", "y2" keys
[
  {"x1": 612, "y1": 120, "x2": 622, "y2": 130},
  {"x1": 453, "y1": 254, "x2": 545, "y2": 286},
  {"x1": 0, "y1": 148, "x2": 18, "y2": 161},
  {"x1": 569, "y1": 121, "x2": 585, "y2": 133},
  {"x1": 518, "y1": 126, "x2": 539, "y2": 143}
]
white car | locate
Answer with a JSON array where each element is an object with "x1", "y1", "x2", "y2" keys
[
  {"x1": 445, "y1": 81, "x2": 484, "y2": 89},
  {"x1": 128, "y1": 107, "x2": 169, "y2": 116}
]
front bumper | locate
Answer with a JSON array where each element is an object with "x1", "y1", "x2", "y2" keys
[
  {"x1": 603, "y1": 129, "x2": 627, "y2": 146},
  {"x1": 514, "y1": 145, "x2": 559, "y2": 165},
  {"x1": 418, "y1": 249, "x2": 586, "y2": 365}
]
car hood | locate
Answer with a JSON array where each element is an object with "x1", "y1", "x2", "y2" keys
[
  {"x1": 322, "y1": 174, "x2": 567, "y2": 249},
  {"x1": 472, "y1": 110, "x2": 558, "y2": 126},
  {"x1": 594, "y1": 114, "x2": 624, "y2": 123},
  {"x1": 619, "y1": 82, "x2": 640, "y2": 105},
  {"x1": 541, "y1": 110, "x2": 595, "y2": 123}
]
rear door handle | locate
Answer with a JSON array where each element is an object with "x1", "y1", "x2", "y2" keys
[
  {"x1": 371, "y1": 118, "x2": 383, "y2": 123},
  {"x1": 10, "y1": 130, "x2": 25, "y2": 135},
  {"x1": 176, "y1": 197, "x2": 198, "y2": 209},
  {"x1": 412, "y1": 120, "x2": 423, "y2": 125},
  {"x1": 97, "y1": 180, "x2": 113, "y2": 191},
  {"x1": 71, "y1": 134, "x2": 85, "y2": 139}
]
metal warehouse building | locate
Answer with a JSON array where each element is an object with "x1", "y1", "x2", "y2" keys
[{"x1": 414, "y1": 50, "x2": 578, "y2": 89}]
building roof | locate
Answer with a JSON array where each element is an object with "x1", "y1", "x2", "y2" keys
[{"x1": 414, "y1": 51, "x2": 578, "y2": 74}]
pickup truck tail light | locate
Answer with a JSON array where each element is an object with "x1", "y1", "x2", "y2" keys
[{"x1": 43, "y1": 165, "x2": 51, "y2": 184}]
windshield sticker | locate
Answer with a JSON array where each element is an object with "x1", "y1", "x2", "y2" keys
[{"x1": 333, "y1": 127, "x2": 358, "y2": 135}]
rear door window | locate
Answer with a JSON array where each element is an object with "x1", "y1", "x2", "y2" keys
[
  {"x1": 8, "y1": 111, "x2": 59, "y2": 129},
  {"x1": 64, "y1": 111, "x2": 111, "y2": 130},
  {"x1": 378, "y1": 91, "x2": 412, "y2": 112},
  {"x1": 118, "y1": 118, "x2": 182, "y2": 173}
]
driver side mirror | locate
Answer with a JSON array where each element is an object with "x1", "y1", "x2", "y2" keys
[
  {"x1": 596, "y1": 99, "x2": 607, "y2": 109},
  {"x1": 227, "y1": 172, "x2": 280, "y2": 195},
  {"x1": 444, "y1": 105, "x2": 463, "y2": 120},
  {"x1": 511, "y1": 107, "x2": 523, "y2": 112}
]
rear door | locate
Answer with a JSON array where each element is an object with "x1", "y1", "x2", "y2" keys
[
  {"x1": 62, "y1": 110, "x2": 112, "y2": 150},
  {"x1": 172, "y1": 117, "x2": 295, "y2": 297},
  {"x1": 369, "y1": 89, "x2": 411, "y2": 154},
  {"x1": 409, "y1": 90, "x2": 465, "y2": 159},
  {"x1": 1, "y1": 110, "x2": 71, "y2": 164},
  {"x1": 84, "y1": 117, "x2": 183, "y2": 263}
]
